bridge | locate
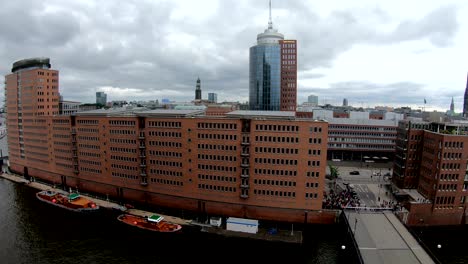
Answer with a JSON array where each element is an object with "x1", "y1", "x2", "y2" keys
[{"x1": 343, "y1": 209, "x2": 436, "y2": 264}]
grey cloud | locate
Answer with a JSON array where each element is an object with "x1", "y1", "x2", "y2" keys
[{"x1": 0, "y1": 0, "x2": 461, "y2": 106}]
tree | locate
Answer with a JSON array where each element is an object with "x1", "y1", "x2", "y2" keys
[{"x1": 329, "y1": 165, "x2": 339, "y2": 179}]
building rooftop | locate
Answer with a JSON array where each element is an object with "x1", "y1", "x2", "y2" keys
[
  {"x1": 75, "y1": 107, "x2": 147, "y2": 116},
  {"x1": 138, "y1": 109, "x2": 205, "y2": 117},
  {"x1": 226, "y1": 110, "x2": 295, "y2": 119}
]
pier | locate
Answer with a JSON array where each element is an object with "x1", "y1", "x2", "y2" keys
[
  {"x1": 1, "y1": 172, "x2": 303, "y2": 244},
  {"x1": 344, "y1": 210, "x2": 435, "y2": 264}
]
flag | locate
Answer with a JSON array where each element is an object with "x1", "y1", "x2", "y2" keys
[{"x1": 424, "y1": 98, "x2": 427, "y2": 104}]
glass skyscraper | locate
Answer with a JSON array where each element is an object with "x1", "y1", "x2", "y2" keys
[{"x1": 249, "y1": 2, "x2": 297, "y2": 111}]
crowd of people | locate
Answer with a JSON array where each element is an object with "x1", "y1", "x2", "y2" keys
[{"x1": 322, "y1": 189, "x2": 361, "y2": 209}]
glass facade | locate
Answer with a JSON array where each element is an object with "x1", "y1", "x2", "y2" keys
[{"x1": 249, "y1": 44, "x2": 281, "y2": 111}]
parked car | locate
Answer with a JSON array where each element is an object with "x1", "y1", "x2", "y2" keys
[{"x1": 349, "y1": 171, "x2": 360, "y2": 175}]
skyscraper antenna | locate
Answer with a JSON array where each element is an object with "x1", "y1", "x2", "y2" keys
[{"x1": 268, "y1": 0, "x2": 273, "y2": 29}]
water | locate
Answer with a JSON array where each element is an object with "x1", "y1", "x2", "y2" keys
[{"x1": 0, "y1": 179, "x2": 360, "y2": 264}]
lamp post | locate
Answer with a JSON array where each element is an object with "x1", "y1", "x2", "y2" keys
[{"x1": 354, "y1": 218, "x2": 358, "y2": 234}]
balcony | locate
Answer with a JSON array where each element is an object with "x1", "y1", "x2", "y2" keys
[
  {"x1": 241, "y1": 152, "x2": 249, "y2": 157},
  {"x1": 73, "y1": 169, "x2": 79, "y2": 174},
  {"x1": 71, "y1": 129, "x2": 76, "y2": 135},
  {"x1": 240, "y1": 184, "x2": 249, "y2": 189},
  {"x1": 140, "y1": 181, "x2": 148, "y2": 186},
  {"x1": 240, "y1": 194, "x2": 248, "y2": 199},
  {"x1": 139, "y1": 154, "x2": 146, "y2": 158},
  {"x1": 140, "y1": 172, "x2": 147, "y2": 177},
  {"x1": 241, "y1": 174, "x2": 249, "y2": 178},
  {"x1": 140, "y1": 164, "x2": 147, "y2": 168},
  {"x1": 241, "y1": 141, "x2": 250, "y2": 146},
  {"x1": 139, "y1": 145, "x2": 146, "y2": 149},
  {"x1": 139, "y1": 135, "x2": 145, "y2": 140},
  {"x1": 241, "y1": 163, "x2": 249, "y2": 168}
]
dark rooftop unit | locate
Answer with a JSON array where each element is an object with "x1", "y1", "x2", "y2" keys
[{"x1": 11, "y1": 57, "x2": 51, "y2": 73}]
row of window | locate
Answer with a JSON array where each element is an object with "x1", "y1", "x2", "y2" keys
[
  {"x1": 198, "y1": 122, "x2": 237, "y2": 130},
  {"x1": 78, "y1": 136, "x2": 99, "y2": 141},
  {"x1": 55, "y1": 156, "x2": 72, "y2": 161},
  {"x1": 112, "y1": 172, "x2": 138, "y2": 180},
  {"x1": 149, "y1": 141, "x2": 182, "y2": 148},
  {"x1": 253, "y1": 168, "x2": 297, "y2": 176},
  {"x1": 305, "y1": 193, "x2": 319, "y2": 199},
  {"x1": 308, "y1": 160, "x2": 321, "y2": 167},
  {"x1": 198, "y1": 174, "x2": 236, "y2": 182},
  {"x1": 310, "y1": 126, "x2": 323, "y2": 133},
  {"x1": 307, "y1": 171, "x2": 321, "y2": 178},
  {"x1": 328, "y1": 137, "x2": 394, "y2": 144},
  {"x1": 443, "y1": 152, "x2": 463, "y2": 159},
  {"x1": 150, "y1": 169, "x2": 182, "y2": 177},
  {"x1": 197, "y1": 144, "x2": 237, "y2": 151},
  {"x1": 329, "y1": 125, "x2": 396, "y2": 131},
  {"x1": 254, "y1": 158, "x2": 298, "y2": 166},
  {"x1": 56, "y1": 162, "x2": 73, "y2": 169},
  {"x1": 255, "y1": 124, "x2": 299, "y2": 132},
  {"x1": 78, "y1": 144, "x2": 100, "y2": 150},
  {"x1": 148, "y1": 131, "x2": 181, "y2": 138},
  {"x1": 198, "y1": 154, "x2": 236, "y2": 162},
  {"x1": 79, "y1": 151, "x2": 100, "y2": 158},
  {"x1": 110, "y1": 147, "x2": 136, "y2": 154},
  {"x1": 149, "y1": 160, "x2": 182, "y2": 167},
  {"x1": 80, "y1": 167, "x2": 102, "y2": 174},
  {"x1": 111, "y1": 163, "x2": 137, "y2": 171},
  {"x1": 439, "y1": 173, "x2": 459, "y2": 181},
  {"x1": 77, "y1": 120, "x2": 99, "y2": 125},
  {"x1": 80, "y1": 159, "x2": 101, "y2": 166},
  {"x1": 148, "y1": 121, "x2": 181, "y2": 128},
  {"x1": 198, "y1": 184, "x2": 236, "y2": 192},
  {"x1": 25, "y1": 144, "x2": 48, "y2": 151},
  {"x1": 54, "y1": 148, "x2": 71, "y2": 154},
  {"x1": 444, "y1": 141, "x2": 464, "y2": 149},
  {"x1": 110, "y1": 129, "x2": 136, "y2": 135},
  {"x1": 435, "y1": 196, "x2": 455, "y2": 205},
  {"x1": 306, "y1": 182, "x2": 320, "y2": 188},
  {"x1": 151, "y1": 178, "x2": 184, "y2": 186},
  {"x1": 253, "y1": 189, "x2": 295, "y2": 198},
  {"x1": 109, "y1": 120, "x2": 136, "y2": 126},
  {"x1": 329, "y1": 131, "x2": 395, "y2": 137},
  {"x1": 255, "y1": 147, "x2": 298, "y2": 155},
  {"x1": 438, "y1": 184, "x2": 458, "y2": 191},
  {"x1": 441, "y1": 163, "x2": 461, "y2": 170},
  {"x1": 53, "y1": 119, "x2": 69, "y2": 124},
  {"x1": 149, "y1": 150, "x2": 182, "y2": 158},
  {"x1": 309, "y1": 149, "x2": 322, "y2": 155},
  {"x1": 328, "y1": 144, "x2": 394, "y2": 149},
  {"x1": 78, "y1": 128, "x2": 99, "y2": 133},
  {"x1": 110, "y1": 138, "x2": 136, "y2": 144},
  {"x1": 255, "y1": 136, "x2": 299, "y2": 143},
  {"x1": 198, "y1": 164, "x2": 237, "y2": 172},
  {"x1": 253, "y1": 179, "x2": 296, "y2": 187},
  {"x1": 111, "y1": 155, "x2": 137, "y2": 162},
  {"x1": 198, "y1": 133, "x2": 237, "y2": 141}
]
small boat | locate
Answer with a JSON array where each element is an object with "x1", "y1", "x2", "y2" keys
[
  {"x1": 117, "y1": 214, "x2": 182, "y2": 232},
  {"x1": 36, "y1": 190, "x2": 99, "y2": 212}
]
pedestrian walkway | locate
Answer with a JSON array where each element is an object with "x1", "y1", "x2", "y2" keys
[{"x1": 344, "y1": 211, "x2": 435, "y2": 264}]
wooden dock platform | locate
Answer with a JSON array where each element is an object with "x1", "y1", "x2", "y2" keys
[{"x1": 199, "y1": 225, "x2": 303, "y2": 244}]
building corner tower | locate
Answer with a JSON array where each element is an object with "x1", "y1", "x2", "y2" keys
[{"x1": 464, "y1": 73, "x2": 468, "y2": 117}]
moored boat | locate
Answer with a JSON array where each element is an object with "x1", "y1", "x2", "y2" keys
[
  {"x1": 36, "y1": 190, "x2": 99, "y2": 212},
  {"x1": 117, "y1": 214, "x2": 182, "y2": 232}
]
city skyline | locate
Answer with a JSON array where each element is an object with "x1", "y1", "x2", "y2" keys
[{"x1": 0, "y1": 0, "x2": 467, "y2": 111}]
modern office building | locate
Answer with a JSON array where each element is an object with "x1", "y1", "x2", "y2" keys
[
  {"x1": 5, "y1": 58, "x2": 333, "y2": 224},
  {"x1": 343, "y1": 98, "x2": 348, "y2": 107},
  {"x1": 208, "y1": 92, "x2": 217, "y2": 103},
  {"x1": 308, "y1": 95, "x2": 318, "y2": 106},
  {"x1": 462, "y1": 74, "x2": 468, "y2": 117},
  {"x1": 96, "y1": 91, "x2": 107, "y2": 105},
  {"x1": 393, "y1": 119, "x2": 468, "y2": 225},
  {"x1": 59, "y1": 100, "x2": 81, "y2": 115},
  {"x1": 195, "y1": 78, "x2": 202, "y2": 100},
  {"x1": 249, "y1": 2, "x2": 297, "y2": 111}
]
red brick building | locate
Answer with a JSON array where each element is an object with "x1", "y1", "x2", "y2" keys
[
  {"x1": 393, "y1": 120, "x2": 468, "y2": 225},
  {"x1": 5, "y1": 58, "x2": 335, "y2": 224},
  {"x1": 280, "y1": 40, "x2": 297, "y2": 111}
]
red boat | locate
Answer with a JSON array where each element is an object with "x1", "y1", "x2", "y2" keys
[
  {"x1": 36, "y1": 190, "x2": 99, "y2": 212},
  {"x1": 117, "y1": 214, "x2": 182, "y2": 232}
]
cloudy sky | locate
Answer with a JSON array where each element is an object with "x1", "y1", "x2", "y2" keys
[{"x1": 1, "y1": 0, "x2": 467, "y2": 112}]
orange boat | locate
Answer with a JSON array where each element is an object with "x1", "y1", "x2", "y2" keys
[
  {"x1": 117, "y1": 214, "x2": 182, "y2": 232},
  {"x1": 36, "y1": 190, "x2": 99, "y2": 212}
]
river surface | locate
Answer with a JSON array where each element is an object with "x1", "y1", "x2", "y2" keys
[{"x1": 0, "y1": 178, "x2": 466, "y2": 264}]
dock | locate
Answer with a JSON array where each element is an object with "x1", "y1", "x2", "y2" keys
[
  {"x1": 1, "y1": 172, "x2": 303, "y2": 244},
  {"x1": 198, "y1": 224, "x2": 303, "y2": 244}
]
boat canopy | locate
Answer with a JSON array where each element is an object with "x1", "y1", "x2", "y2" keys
[
  {"x1": 68, "y1": 193, "x2": 80, "y2": 200},
  {"x1": 147, "y1": 214, "x2": 164, "y2": 223}
]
